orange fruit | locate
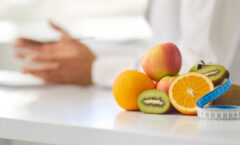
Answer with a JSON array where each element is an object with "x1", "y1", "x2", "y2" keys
[
  {"x1": 112, "y1": 70, "x2": 155, "y2": 110},
  {"x1": 169, "y1": 72, "x2": 214, "y2": 115}
]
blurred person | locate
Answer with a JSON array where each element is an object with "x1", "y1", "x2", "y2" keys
[{"x1": 14, "y1": 0, "x2": 240, "y2": 87}]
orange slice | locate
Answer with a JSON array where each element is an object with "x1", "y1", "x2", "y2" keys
[{"x1": 169, "y1": 72, "x2": 214, "y2": 115}]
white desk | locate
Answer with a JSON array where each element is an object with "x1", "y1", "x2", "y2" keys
[{"x1": 0, "y1": 85, "x2": 239, "y2": 145}]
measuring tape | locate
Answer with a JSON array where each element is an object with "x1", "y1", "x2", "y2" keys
[{"x1": 196, "y1": 78, "x2": 240, "y2": 120}]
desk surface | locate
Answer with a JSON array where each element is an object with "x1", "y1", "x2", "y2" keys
[{"x1": 0, "y1": 85, "x2": 239, "y2": 145}]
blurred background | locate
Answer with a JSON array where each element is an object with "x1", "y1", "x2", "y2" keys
[
  {"x1": 1, "y1": 0, "x2": 240, "y2": 84},
  {"x1": 0, "y1": 0, "x2": 151, "y2": 70},
  {"x1": 0, "y1": 0, "x2": 239, "y2": 145},
  {"x1": 0, "y1": 1, "x2": 149, "y2": 143}
]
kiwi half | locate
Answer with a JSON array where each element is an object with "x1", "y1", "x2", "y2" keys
[
  {"x1": 189, "y1": 60, "x2": 207, "y2": 72},
  {"x1": 196, "y1": 65, "x2": 226, "y2": 85},
  {"x1": 225, "y1": 70, "x2": 230, "y2": 79},
  {"x1": 137, "y1": 89, "x2": 171, "y2": 114}
]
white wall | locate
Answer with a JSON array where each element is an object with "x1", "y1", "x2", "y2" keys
[
  {"x1": 0, "y1": 0, "x2": 149, "y2": 70},
  {"x1": 0, "y1": 0, "x2": 148, "y2": 20}
]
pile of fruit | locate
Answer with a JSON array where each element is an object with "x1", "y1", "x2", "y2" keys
[{"x1": 112, "y1": 42, "x2": 230, "y2": 115}]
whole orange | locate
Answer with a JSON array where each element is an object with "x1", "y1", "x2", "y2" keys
[{"x1": 112, "y1": 70, "x2": 155, "y2": 110}]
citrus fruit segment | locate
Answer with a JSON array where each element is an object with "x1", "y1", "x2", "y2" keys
[
  {"x1": 112, "y1": 70, "x2": 155, "y2": 111},
  {"x1": 169, "y1": 72, "x2": 214, "y2": 115}
]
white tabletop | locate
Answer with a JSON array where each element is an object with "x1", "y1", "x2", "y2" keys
[{"x1": 0, "y1": 85, "x2": 239, "y2": 145}]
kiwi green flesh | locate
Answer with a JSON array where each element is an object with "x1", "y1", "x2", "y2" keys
[
  {"x1": 222, "y1": 78, "x2": 228, "y2": 84},
  {"x1": 196, "y1": 65, "x2": 226, "y2": 85},
  {"x1": 216, "y1": 70, "x2": 229, "y2": 86},
  {"x1": 137, "y1": 90, "x2": 170, "y2": 114},
  {"x1": 189, "y1": 64, "x2": 199, "y2": 72},
  {"x1": 189, "y1": 60, "x2": 206, "y2": 72}
]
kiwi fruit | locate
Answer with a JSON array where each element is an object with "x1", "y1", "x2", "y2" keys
[
  {"x1": 137, "y1": 89, "x2": 171, "y2": 114},
  {"x1": 225, "y1": 70, "x2": 230, "y2": 79},
  {"x1": 216, "y1": 71, "x2": 230, "y2": 87},
  {"x1": 196, "y1": 65, "x2": 226, "y2": 85},
  {"x1": 189, "y1": 60, "x2": 207, "y2": 72},
  {"x1": 215, "y1": 78, "x2": 228, "y2": 88},
  {"x1": 220, "y1": 78, "x2": 228, "y2": 85}
]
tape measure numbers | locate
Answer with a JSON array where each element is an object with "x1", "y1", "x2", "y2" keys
[{"x1": 196, "y1": 79, "x2": 240, "y2": 120}]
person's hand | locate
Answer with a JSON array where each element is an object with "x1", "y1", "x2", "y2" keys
[{"x1": 14, "y1": 21, "x2": 96, "y2": 86}]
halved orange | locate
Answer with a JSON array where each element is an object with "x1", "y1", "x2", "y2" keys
[{"x1": 169, "y1": 72, "x2": 214, "y2": 115}]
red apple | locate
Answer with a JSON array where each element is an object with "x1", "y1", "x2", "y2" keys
[
  {"x1": 142, "y1": 42, "x2": 182, "y2": 81},
  {"x1": 156, "y1": 76, "x2": 177, "y2": 95}
]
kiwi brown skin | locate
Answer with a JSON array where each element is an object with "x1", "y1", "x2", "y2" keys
[
  {"x1": 213, "y1": 73, "x2": 226, "y2": 85},
  {"x1": 189, "y1": 60, "x2": 207, "y2": 72},
  {"x1": 215, "y1": 71, "x2": 230, "y2": 87},
  {"x1": 225, "y1": 70, "x2": 230, "y2": 79},
  {"x1": 215, "y1": 78, "x2": 228, "y2": 88}
]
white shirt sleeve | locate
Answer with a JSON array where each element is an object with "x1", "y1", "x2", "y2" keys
[
  {"x1": 92, "y1": 56, "x2": 141, "y2": 88},
  {"x1": 91, "y1": 0, "x2": 240, "y2": 87},
  {"x1": 179, "y1": 0, "x2": 240, "y2": 71},
  {"x1": 148, "y1": 0, "x2": 240, "y2": 73}
]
